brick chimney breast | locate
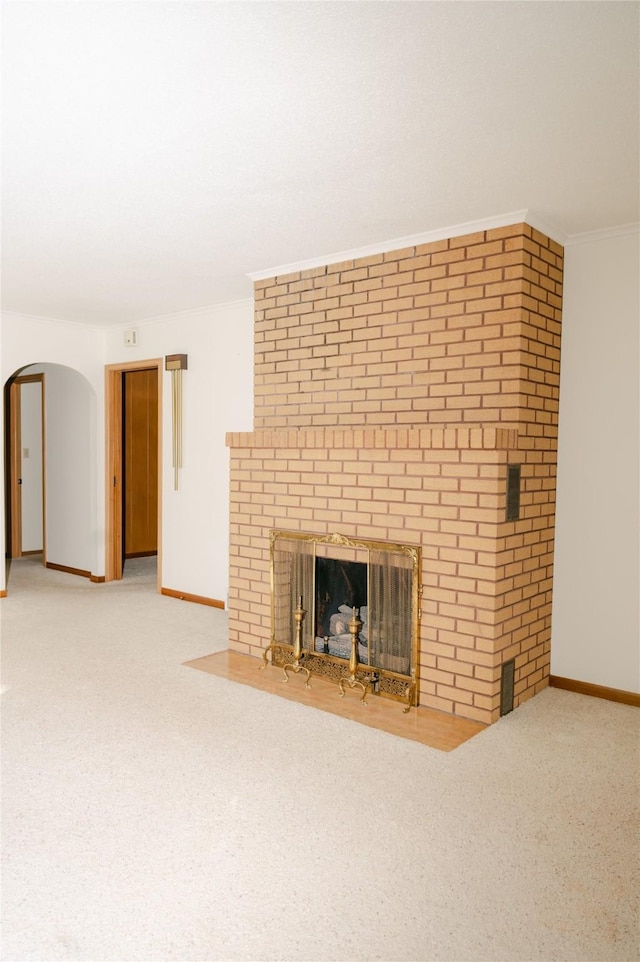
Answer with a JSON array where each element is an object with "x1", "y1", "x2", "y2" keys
[{"x1": 228, "y1": 223, "x2": 563, "y2": 724}]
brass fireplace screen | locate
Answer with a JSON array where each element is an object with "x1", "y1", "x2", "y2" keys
[{"x1": 266, "y1": 530, "x2": 421, "y2": 709}]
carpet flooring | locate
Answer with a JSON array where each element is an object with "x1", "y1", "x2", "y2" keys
[{"x1": 1, "y1": 556, "x2": 639, "y2": 962}]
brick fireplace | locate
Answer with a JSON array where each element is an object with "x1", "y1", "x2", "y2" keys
[{"x1": 226, "y1": 222, "x2": 563, "y2": 724}]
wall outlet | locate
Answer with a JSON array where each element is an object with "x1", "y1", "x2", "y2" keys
[{"x1": 123, "y1": 329, "x2": 138, "y2": 346}]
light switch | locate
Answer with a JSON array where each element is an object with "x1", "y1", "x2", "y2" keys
[{"x1": 23, "y1": 447, "x2": 29, "y2": 459}]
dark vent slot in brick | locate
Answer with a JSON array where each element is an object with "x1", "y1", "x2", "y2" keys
[
  {"x1": 506, "y1": 464, "x2": 521, "y2": 521},
  {"x1": 500, "y1": 658, "x2": 516, "y2": 716}
]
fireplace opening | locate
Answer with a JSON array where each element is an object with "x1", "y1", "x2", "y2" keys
[
  {"x1": 269, "y1": 530, "x2": 421, "y2": 708},
  {"x1": 315, "y1": 556, "x2": 368, "y2": 659}
]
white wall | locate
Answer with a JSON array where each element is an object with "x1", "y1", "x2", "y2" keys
[
  {"x1": 552, "y1": 229, "x2": 640, "y2": 692},
  {"x1": 25, "y1": 364, "x2": 96, "y2": 572},
  {"x1": 104, "y1": 300, "x2": 254, "y2": 602}
]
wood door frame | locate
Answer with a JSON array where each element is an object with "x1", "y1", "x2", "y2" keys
[
  {"x1": 8, "y1": 380, "x2": 21, "y2": 558},
  {"x1": 105, "y1": 359, "x2": 162, "y2": 587},
  {"x1": 8, "y1": 373, "x2": 46, "y2": 561}
]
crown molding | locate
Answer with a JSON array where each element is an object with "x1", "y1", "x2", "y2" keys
[
  {"x1": 1, "y1": 310, "x2": 105, "y2": 333},
  {"x1": 2, "y1": 299, "x2": 254, "y2": 331},
  {"x1": 565, "y1": 222, "x2": 640, "y2": 247},
  {"x1": 247, "y1": 210, "x2": 567, "y2": 282},
  {"x1": 520, "y1": 211, "x2": 567, "y2": 246},
  {"x1": 131, "y1": 296, "x2": 254, "y2": 329}
]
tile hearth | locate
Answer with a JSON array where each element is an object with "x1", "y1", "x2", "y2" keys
[{"x1": 184, "y1": 650, "x2": 486, "y2": 751}]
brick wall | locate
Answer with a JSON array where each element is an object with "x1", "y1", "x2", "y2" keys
[
  {"x1": 228, "y1": 223, "x2": 563, "y2": 724},
  {"x1": 253, "y1": 224, "x2": 562, "y2": 436}
]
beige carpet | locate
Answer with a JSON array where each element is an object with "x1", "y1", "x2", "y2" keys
[{"x1": 1, "y1": 556, "x2": 639, "y2": 962}]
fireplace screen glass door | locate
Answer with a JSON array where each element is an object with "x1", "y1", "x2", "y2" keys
[{"x1": 270, "y1": 530, "x2": 420, "y2": 692}]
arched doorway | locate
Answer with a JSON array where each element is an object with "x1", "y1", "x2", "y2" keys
[{"x1": 3, "y1": 363, "x2": 97, "y2": 585}]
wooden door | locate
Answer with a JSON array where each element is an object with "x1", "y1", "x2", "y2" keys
[{"x1": 123, "y1": 369, "x2": 158, "y2": 558}]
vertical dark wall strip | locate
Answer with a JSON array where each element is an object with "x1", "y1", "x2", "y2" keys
[
  {"x1": 501, "y1": 658, "x2": 516, "y2": 716},
  {"x1": 506, "y1": 464, "x2": 521, "y2": 521}
]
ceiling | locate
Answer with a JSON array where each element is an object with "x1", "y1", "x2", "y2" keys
[{"x1": 2, "y1": 1, "x2": 638, "y2": 328}]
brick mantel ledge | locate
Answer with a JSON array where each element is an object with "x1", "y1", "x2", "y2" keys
[{"x1": 226, "y1": 426, "x2": 518, "y2": 451}]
